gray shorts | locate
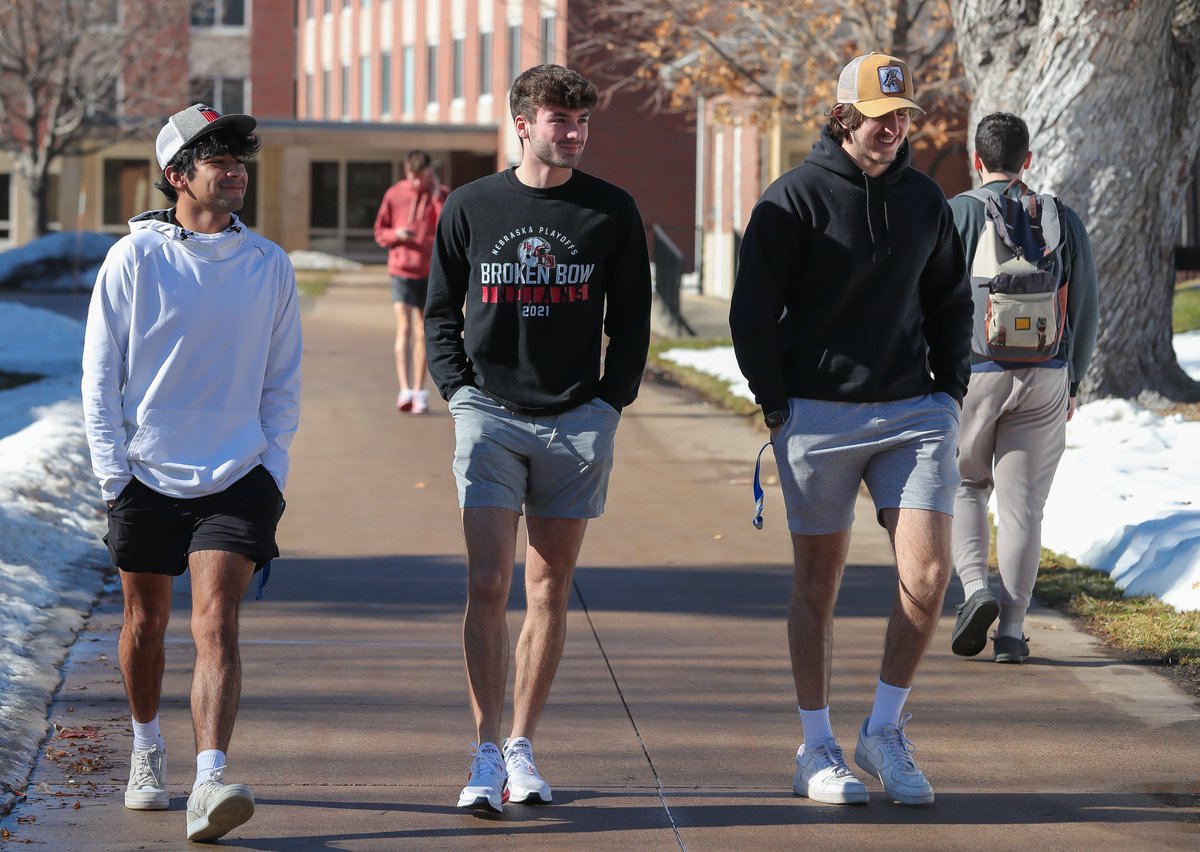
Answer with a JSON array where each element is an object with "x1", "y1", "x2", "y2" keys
[
  {"x1": 772, "y1": 393, "x2": 960, "y2": 535},
  {"x1": 447, "y1": 386, "x2": 621, "y2": 518}
]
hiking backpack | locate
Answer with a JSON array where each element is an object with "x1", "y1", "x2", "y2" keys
[{"x1": 963, "y1": 180, "x2": 1067, "y2": 362}]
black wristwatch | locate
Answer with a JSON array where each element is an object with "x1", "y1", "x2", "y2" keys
[{"x1": 763, "y1": 409, "x2": 788, "y2": 429}]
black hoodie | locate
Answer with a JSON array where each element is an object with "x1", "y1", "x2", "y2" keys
[{"x1": 729, "y1": 127, "x2": 972, "y2": 416}]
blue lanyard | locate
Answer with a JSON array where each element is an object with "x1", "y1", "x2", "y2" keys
[{"x1": 751, "y1": 441, "x2": 771, "y2": 529}]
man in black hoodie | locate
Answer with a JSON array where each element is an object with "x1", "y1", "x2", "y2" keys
[
  {"x1": 730, "y1": 53, "x2": 972, "y2": 807},
  {"x1": 425, "y1": 64, "x2": 651, "y2": 814}
]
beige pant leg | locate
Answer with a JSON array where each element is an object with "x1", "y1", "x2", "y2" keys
[
  {"x1": 992, "y1": 368, "x2": 1069, "y2": 629},
  {"x1": 952, "y1": 368, "x2": 1069, "y2": 630}
]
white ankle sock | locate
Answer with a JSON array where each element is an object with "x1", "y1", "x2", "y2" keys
[
  {"x1": 131, "y1": 714, "x2": 164, "y2": 752},
  {"x1": 194, "y1": 749, "x2": 226, "y2": 791},
  {"x1": 866, "y1": 679, "x2": 911, "y2": 737},
  {"x1": 962, "y1": 577, "x2": 990, "y2": 599},
  {"x1": 798, "y1": 706, "x2": 834, "y2": 747}
]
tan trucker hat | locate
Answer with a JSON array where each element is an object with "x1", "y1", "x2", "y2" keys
[
  {"x1": 155, "y1": 104, "x2": 257, "y2": 169},
  {"x1": 836, "y1": 52, "x2": 924, "y2": 117}
]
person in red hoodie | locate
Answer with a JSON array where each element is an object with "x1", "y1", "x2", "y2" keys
[{"x1": 374, "y1": 150, "x2": 447, "y2": 413}]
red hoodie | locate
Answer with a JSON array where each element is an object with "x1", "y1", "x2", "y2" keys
[{"x1": 373, "y1": 179, "x2": 448, "y2": 278}]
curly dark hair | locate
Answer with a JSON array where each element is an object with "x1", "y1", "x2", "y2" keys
[
  {"x1": 154, "y1": 130, "x2": 262, "y2": 202},
  {"x1": 508, "y1": 64, "x2": 598, "y2": 124}
]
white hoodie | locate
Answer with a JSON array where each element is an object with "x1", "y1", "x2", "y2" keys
[{"x1": 82, "y1": 211, "x2": 301, "y2": 501}]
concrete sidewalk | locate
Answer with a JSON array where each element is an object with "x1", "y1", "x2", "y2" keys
[{"x1": 4, "y1": 270, "x2": 1198, "y2": 849}]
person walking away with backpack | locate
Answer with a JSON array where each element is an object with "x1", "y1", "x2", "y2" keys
[{"x1": 948, "y1": 112, "x2": 1099, "y2": 664}]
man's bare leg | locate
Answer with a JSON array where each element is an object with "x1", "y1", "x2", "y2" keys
[
  {"x1": 461, "y1": 507, "x2": 520, "y2": 746},
  {"x1": 509, "y1": 516, "x2": 588, "y2": 742},
  {"x1": 393, "y1": 302, "x2": 414, "y2": 394},
  {"x1": 188, "y1": 551, "x2": 255, "y2": 754},
  {"x1": 119, "y1": 571, "x2": 174, "y2": 724},
  {"x1": 878, "y1": 508, "x2": 953, "y2": 688},
  {"x1": 788, "y1": 530, "x2": 852, "y2": 710}
]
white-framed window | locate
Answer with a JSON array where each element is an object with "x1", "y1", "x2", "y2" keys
[
  {"x1": 402, "y1": 46, "x2": 415, "y2": 114},
  {"x1": 507, "y1": 23, "x2": 521, "y2": 85},
  {"x1": 360, "y1": 56, "x2": 371, "y2": 118},
  {"x1": 341, "y1": 61, "x2": 351, "y2": 120},
  {"x1": 304, "y1": 71, "x2": 314, "y2": 118},
  {"x1": 426, "y1": 42, "x2": 438, "y2": 105},
  {"x1": 190, "y1": 0, "x2": 246, "y2": 27},
  {"x1": 189, "y1": 77, "x2": 247, "y2": 114},
  {"x1": 452, "y1": 35, "x2": 465, "y2": 101},
  {"x1": 478, "y1": 30, "x2": 492, "y2": 96},
  {"x1": 322, "y1": 67, "x2": 331, "y2": 118},
  {"x1": 540, "y1": 13, "x2": 555, "y2": 65},
  {"x1": 380, "y1": 51, "x2": 392, "y2": 117}
]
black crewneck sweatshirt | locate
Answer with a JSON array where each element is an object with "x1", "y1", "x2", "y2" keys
[
  {"x1": 729, "y1": 127, "x2": 972, "y2": 416},
  {"x1": 425, "y1": 168, "x2": 651, "y2": 415}
]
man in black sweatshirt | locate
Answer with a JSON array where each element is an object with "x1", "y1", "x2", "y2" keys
[
  {"x1": 425, "y1": 64, "x2": 651, "y2": 814},
  {"x1": 729, "y1": 53, "x2": 972, "y2": 807}
]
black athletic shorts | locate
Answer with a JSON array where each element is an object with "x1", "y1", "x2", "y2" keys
[
  {"x1": 391, "y1": 275, "x2": 428, "y2": 309},
  {"x1": 104, "y1": 465, "x2": 286, "y2": 576}
]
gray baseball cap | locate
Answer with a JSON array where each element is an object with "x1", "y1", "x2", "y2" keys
[{"x1": 155, "y1": 103, "x2": 257, "y2": 169}]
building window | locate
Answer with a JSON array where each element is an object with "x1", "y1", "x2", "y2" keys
[
  {"x1": 190, "y1": 77, "x2": 247, "y2": 114},
  {"x1": 380, "y1": 51, "x2": 391, "y2": 117},
  {"x1": 310, "y1": 162, "x2": 339, "y2": 229},
  {"x1": 402, "y1": 46, "x2": 415, "y2": 114},
  {"x1": 452, "y1": 36, "x2": 464, "y2": 101},
  {"x1": 190, "y1": 0, "x2": 246, "y2": 27},
  {"x1": 322, "y1": 68, "x2": 331, "y2": 118},
  {"x1": 103, "y1": 159, "x2": 152, "y2": 227},
  {"x1": 507, "y1": 23, "x2": 521, "y2": 85},
  {"x1": 540, "y1": 14, "x2": 555, "y2": 65},
  {"x1": 426, "y1": 42, "x2": 438, "y2": 104},
  {"x1": 305, "y1": 71, "x2": 313, "y2": 117},
  {"x1": 360, "y1": 56, "x2": 371, "y2": 118},
  {"x1": 341, "y1": 61, "x2": 351, "y2": 120},
  {"x1": 0, "y1": 173, "x2": 10, "y2": 242},
  {"x1": 478, "y1": 30, "x2": 492, "y2": 96}
]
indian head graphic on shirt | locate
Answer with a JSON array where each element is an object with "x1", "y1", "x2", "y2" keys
[{"x1": 425, "y1": 168, "x2": 651, "y2": 417}]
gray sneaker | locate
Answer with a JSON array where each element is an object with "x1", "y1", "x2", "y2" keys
[
  {"x1": 950, "y1": 589, "x2": 999, "y2": 657},
  {"x1": 993, "y1": 634, "x2": 1030, "y2": 663},
  {"x1": 854, "y1": 715, "x2": 934, "y2": 805},
  {"x1": 124, "y1": 745, "x2": 169, "y2": 810},
  {"x1": 185, "y1": 769, "x2": 255, "y2": 842},
  {"x1": 793, "y1": 739, "x2": 868, "y2": 804}
]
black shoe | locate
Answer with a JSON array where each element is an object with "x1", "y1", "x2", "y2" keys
[
  {"x1": 993, "y1": 634, "x2": 1030, "y2": 664},
  {"x1": 950, "y1": 589, "x2": 1000, "y2": 657}
]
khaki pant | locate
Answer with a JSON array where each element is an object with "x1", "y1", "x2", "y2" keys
[{"x1": 951, "y1": 367, "x2": 1069, "y2": 631}]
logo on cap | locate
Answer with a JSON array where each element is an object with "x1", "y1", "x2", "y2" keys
[
  {"x1": 199, "y1": 107, "x2": 220, "y2": 123},
  {"x1": 878, "y1": 66, "x2": 905, "y2": 94}
]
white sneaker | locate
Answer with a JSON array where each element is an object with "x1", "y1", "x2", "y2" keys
[
  {"x1": 793, "y1": 739, "x2": 868, "y2": 804},
  {"x1": 397, "y1": 389, "x2": 414, "y2": 412},
  {"x1": 854, "y1": 714, "x2": 935, "y2": 805},
  {"x1": 411, "y1": 389, "x2": 429, "y2": 414},
  {"x1": 457, "y1": 742, "x2": 506, "y2": 813},
  {"x1": 503, "y1": 737, "x2": 552, "y2": 804},
  {"x1": 185, "y1": 768, "x2": 255, "y2": 842},
  {"x1": 124, "y1": 745, "x2": 169, "y2": 810}
]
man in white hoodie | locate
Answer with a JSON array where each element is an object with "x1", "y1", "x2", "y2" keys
[{"x1": 82, "y1": 104, "x2": 301, "y2": 843}]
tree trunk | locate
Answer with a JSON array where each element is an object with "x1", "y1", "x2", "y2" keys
[{"x1": 952, "y1": 0, "x2": 1200, "y2": 404}]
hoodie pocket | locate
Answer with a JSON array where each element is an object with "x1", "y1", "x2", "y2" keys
[{"x1": 127, "y1": 409, "x2": 266, "y2": 471}]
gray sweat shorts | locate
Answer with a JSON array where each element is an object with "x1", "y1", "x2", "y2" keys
[
  {"x1": 772, "y1": 393, "x2": 961, "y2": 535},
  {"x1": 447, "y1": 385, "x2": 621, "y2": 518}
]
